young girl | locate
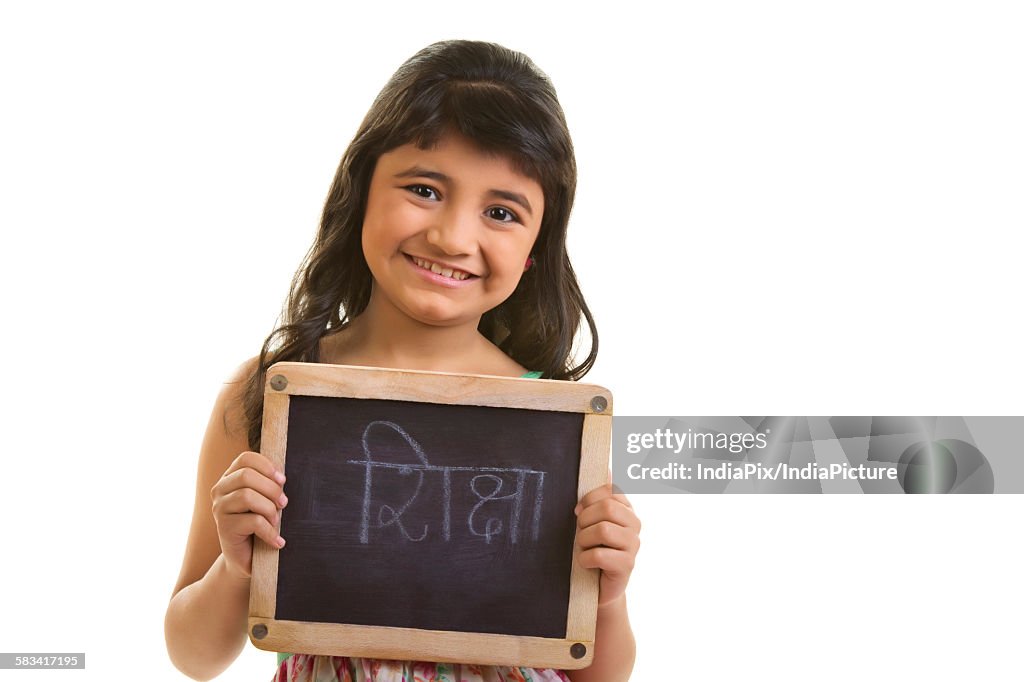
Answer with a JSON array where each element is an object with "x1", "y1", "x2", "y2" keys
[{"x1": 165, "y1": 40, "x2": 640, "y2": 682}]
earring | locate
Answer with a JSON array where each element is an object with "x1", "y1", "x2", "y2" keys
[{"x1": 524, "y1": 255, "x2": 536, "y2": 271}]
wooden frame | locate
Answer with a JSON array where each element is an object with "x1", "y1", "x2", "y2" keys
[{"x1": 248, "y1": 362, "x2": 612, "y2": 669}]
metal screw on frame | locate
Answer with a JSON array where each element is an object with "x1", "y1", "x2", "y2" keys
[
  {"x1": 270, "y1": 375, "x2": 288, "y2": 391},
  {"x1": 590, "y1": 396, "x2": 607, "y2": 413},
  {"x1": 252, "y1": 624, "x2": 268, "y2": 640}
]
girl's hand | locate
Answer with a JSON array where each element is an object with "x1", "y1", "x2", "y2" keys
[
  {"x1": 575, "y1": 484, "x2": 641, "y2": 606},
  {"x1": 210, "y1": 451, "x2": 288, "y2": 579}
]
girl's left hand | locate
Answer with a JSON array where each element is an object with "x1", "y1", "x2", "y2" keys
[{"x1": 574, "y1": 484, "x2": 641, "y2": 606}]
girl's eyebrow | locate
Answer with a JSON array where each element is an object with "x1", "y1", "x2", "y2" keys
[
  {"x1": 394, "y1": 166, "x2": 448, "y2": 183},
  {"x1": 394, "y1": 165, "x2": 534, "y2": 217},
  {"x1": 489, "y1": 189, "x2": 534, "y2": 217}
]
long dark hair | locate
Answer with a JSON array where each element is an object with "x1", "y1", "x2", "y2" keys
[{"x1": 241, "y1": 40, "x2": 598, "y2": 450}]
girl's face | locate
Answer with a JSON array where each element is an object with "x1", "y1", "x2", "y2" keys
[{"x1": 361, "y1": 133, "x2": 544, "y2": 329}]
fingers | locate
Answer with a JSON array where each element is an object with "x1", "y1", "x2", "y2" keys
[
  {"x1": 577, "y1": 545, "x2": 636, "y2": 574},
  {"x1": 214, "y1": 465, "x2": 288, "y2": 510},
  {"x1": 223, "y1": 510, "x2": 285, "y2": 551},
  {"x1": 574, "y1": 483, "x2": 641, "y2": 588},
  {"x1": 224, "y1": 451, "x2": 286, "y2": 487},
  {"x1": 213, "y1": 451, "x2": 287, "y2": 505},
  {"x1": 575, "y1": 488, "x2": 640, "y2": 533},
  {"x1": 211, "y1": 451, "x2": 288, "y2": 550},
  {"x1": 575, "y1": 520, "x2": 639, "y2": 553},
  {"x1": 576, "y1": 482, "x2": 633, "y2": 512},
  {"x1": 214, "y1": 486, "x2": 282, "y2": 529}
]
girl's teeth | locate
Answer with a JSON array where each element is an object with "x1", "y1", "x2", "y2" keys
[{"x1": 414, "y1": 256, "x2": 469, "y2": 280}]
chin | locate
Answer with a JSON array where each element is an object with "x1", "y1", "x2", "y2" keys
[{"x1": 405, "y1": 306, "x2": 472, "y2": 328}]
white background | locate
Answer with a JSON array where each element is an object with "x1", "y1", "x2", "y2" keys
[{"x1": 2, "y1": 2, "x2": 1021, "y2": 680}]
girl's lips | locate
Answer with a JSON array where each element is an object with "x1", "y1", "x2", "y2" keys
[
  {"x1": 406, "y1": 253, "x2": 476, "y2": 278},
  {"x1": 404, "y1": 253, "x2": 478, "y2": 288}
]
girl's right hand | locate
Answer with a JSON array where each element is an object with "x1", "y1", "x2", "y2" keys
[{"x1": 210, "y1": 451, "x2": 288, "y2": 579}]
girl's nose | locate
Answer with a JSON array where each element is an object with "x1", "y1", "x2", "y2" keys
[{"x1": 426, "y1": 206, "x2": 477, "y2": 256}]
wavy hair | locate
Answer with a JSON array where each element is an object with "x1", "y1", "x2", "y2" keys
[{"x1": 241, "y1": 40, "x2": 598, "y2": 450}]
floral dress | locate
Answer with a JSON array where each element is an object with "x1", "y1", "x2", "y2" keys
[
  {"x1": 273, "y1": 655, "x2": 569, "y2": 682},
  {"x1": 271, "y1": 371, "x2": 568, "y2": 682}
]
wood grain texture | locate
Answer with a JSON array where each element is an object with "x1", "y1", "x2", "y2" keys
[
  {"x1": 264, "y1": 362, "x2": 613, "y2": 415},
  {"x1": 249, "y1": 391, "x2": 289, "y2": 619},
  {"x1": 248, "y1": 618, "x2": 595, "y2": 670},
  {"x1": 566, "y1": 414, "x2": 612, "y2": 642}
]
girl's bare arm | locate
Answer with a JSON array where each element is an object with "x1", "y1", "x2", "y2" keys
[
  {"x1": 566, "y1": 485, "x2": 641, "y2": 682},
  {"x1": 569, "y1": 595, "x2": 635, "y2": 682},
  {"x1": 165, "y1": 359, "x2": 284, "y2": 680}
]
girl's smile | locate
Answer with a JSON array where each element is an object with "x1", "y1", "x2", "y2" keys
[
  {"x1": 361, "y1": 133, "x2": 544, "y2": 328},
  {"x1": 405, "y1": 253, "x2": 477, "y2": 286}
]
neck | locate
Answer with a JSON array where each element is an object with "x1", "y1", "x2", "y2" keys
[{"x1": 336, "y1": 289, "x2": 488, "y2": 373}]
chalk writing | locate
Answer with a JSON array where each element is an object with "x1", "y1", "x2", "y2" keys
[{"x1": 350, "y1": 421, "x2": 547, "y2": 545}]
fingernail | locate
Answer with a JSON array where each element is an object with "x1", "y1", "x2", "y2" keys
[
  {"x1": 574, "y1": 503, "x2": 581, "y2": 514},
  {"x1": 273, "y1": 470, "x2": 286, "y2": 485},
  {"x1": 276, "y1": 536, "x2": 286, "y2": 548},
  {"x1": 278, "y1": 493, "x2": 288, "y2": 507}
]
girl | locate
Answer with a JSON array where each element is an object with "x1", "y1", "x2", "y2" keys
[{"x1": 165, "y1": 40, "x2": 640, "y2": 682}]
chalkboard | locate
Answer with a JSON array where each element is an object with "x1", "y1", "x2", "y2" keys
[{"x1": 248, "y1": 363, "x2": 612, "y2": 670}]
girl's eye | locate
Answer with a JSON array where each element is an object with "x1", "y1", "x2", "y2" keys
[
  {"x1": 486, "y1": 206, "x2": 519, "y2": 223},
  {"x1": 405, "y1": 184, "x2": 439, "y2": 200}
]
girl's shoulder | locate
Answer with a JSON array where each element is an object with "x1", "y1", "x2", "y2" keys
[
  {"x1": 195, "y1": 356, "x2": 261, "y2": 457},
  {"x1": 475, "y1": 339, "x2": 533, "y2": 378},
  {"x1": 222, "y1": 355, "x2": 260, "y2": 431}
]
